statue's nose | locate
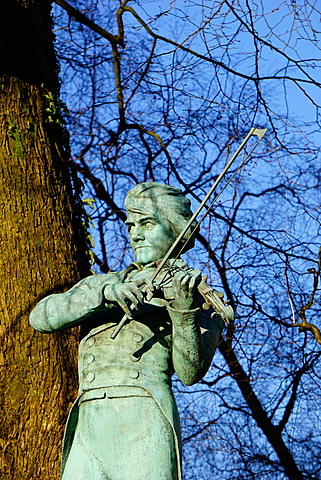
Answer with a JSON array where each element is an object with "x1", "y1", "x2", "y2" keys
[{"x1": 131, "y1": 226, "x2": 145, "y2": 241}]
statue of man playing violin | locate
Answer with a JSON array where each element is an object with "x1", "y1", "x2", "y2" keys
[{"x1": 30, "y1": 182, "x2": 225, "y2": 480}]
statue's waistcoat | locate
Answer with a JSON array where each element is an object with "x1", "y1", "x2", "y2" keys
[
  {"x1": 78, "y1": 306, "x2": 173, "y2": 396},
  {"x1": 78, "y1": 305, "x2": 173, "y2": 388}
]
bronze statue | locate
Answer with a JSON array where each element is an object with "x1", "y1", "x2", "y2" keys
[{"x1": 30, "y1": 182, "x2": 228, "y2": 480}]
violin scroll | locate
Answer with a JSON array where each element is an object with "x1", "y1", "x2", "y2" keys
[{"x1": 198, "y1": 279, "x2": 234, "y2": 324}]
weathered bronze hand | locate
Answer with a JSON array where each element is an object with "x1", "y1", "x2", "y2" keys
[
  {"x1": 170, "y1": 269, "x2": 202, "y2": 311},
  {"x1": 103, "y1": 281, "x2": 145, "y2": 318}
]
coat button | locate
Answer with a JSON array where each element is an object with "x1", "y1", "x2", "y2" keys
[
  {"x1": 87, "y1": 354, "x2": 95, "y2": 364},
  {"x1": 87, "y1": 337, "x2": 95, "y2": 346},
  {"x1": 132, "y1": 333, "x2": 143, "y2": 343},
  {"x1": 129, "y1": 369, "x2": 139, "y2": 379},
  {"x1": 131, "y1": 354, "x2": 140, "y2": 362},
  {"x1": 86, "y1": 372, "x2": 95, "y2": 382}
]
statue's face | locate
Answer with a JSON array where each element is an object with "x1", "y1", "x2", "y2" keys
[{"x1": 125, "y1": 209, "x2": 176, "y2": 265}]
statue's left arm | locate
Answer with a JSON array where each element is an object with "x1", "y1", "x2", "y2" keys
[{"x1": 166, "y1": 269, "x2": 224, "y2": 386}]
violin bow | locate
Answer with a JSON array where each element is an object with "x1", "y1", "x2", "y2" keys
[{"x1": 111, "y1": 127, "x2": 267, "y2": 339}]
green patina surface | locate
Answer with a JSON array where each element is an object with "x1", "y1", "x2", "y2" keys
[{"x1": 30, "y1": 182, "x2": 225, "y2": 480}]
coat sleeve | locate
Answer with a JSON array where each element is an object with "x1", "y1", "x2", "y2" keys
[
  {"x1": 167, "y1": 303, "x2": 224, "y2": 386},
  {"x1": 29, "y1": 273, "x2": 121, "y2": 333}
]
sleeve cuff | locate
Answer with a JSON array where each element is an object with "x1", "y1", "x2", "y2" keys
[
  {"x1": 166, "y1": 301, "x2": 201, "y2": 326},
  {"x1": 167, "y1": 301, "x2": 200, "y2": 314}
]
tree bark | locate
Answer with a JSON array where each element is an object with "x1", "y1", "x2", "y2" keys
[{"x1": 0, "y1": 1, "x2": 90, "y2": 478}]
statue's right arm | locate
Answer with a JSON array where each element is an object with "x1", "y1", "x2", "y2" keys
[{"x1": 29, "y1": 274, "x2": 119, "y2": 333}]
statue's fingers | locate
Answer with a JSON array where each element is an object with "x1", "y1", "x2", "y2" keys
[
  {"x1": 120, "y1": 291, "x2": 141, "y2": 310},
  {"x1": 180, "y1": 273, "x2": 192, "y2": 289},
  {"x1": 114, "y1": 295, "x2": 134, "y2": 318},
  {"x1": 172, "y1": 271, "x2": 189, "y2": 291},
  {"x1": 188, "y1": 271, "x2": 202, "y2": 294},
  {"x1": 129, "y1": 283, "x2": 144, "y2": 303},
  {"x1": 193, "y1": 269, "x2": 202, "y2": 279},
  {"x1": 173, "y1": 270, "x2": 200, "y2": 294},
  {"x1": 171, "y1": 271, "x2": 182, "y2": 288}
]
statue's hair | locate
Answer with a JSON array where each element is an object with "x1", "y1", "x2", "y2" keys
[{"x1": 124, "y1": 182, "x2": 199, "y2": 253}]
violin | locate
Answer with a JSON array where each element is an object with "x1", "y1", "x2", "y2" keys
[{"x1": 110, "y1": 260, "x2": 234, "y2": 339}]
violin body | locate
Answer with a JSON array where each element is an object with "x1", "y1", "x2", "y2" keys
[
  {"x1": 143, "y1": 260, "x2": 234, "y2": 325},
  {"x1": 111, "y1": 260, "x2": 234, "y2": 339}
]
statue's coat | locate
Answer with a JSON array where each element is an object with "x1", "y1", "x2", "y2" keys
[{"x1": 30, "y1": 262, "x2": 224, "y2": 479}]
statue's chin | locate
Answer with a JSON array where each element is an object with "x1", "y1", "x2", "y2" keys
[
  {"x1": 135, "y1": 256, "x2": 158, "y2": 265},
  {"x1": 134, "y1": 247, "x2": 155, "y2": 265}
]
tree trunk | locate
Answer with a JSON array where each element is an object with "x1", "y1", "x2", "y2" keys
[{"x1": 0, "y1": 2, "x2": 90, "y2": 478}]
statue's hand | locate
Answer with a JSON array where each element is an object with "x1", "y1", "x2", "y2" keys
[
  {"x1": 103, "y1": 282, "x2": 144, "y2": 313},
  {"x1": 171, "y1": 269, "x2": 202, "y2": 311}
]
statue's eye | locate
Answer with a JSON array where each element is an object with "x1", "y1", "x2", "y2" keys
[{"x1": 143, "y1": 220, "x2": 154, "y2": 228}]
